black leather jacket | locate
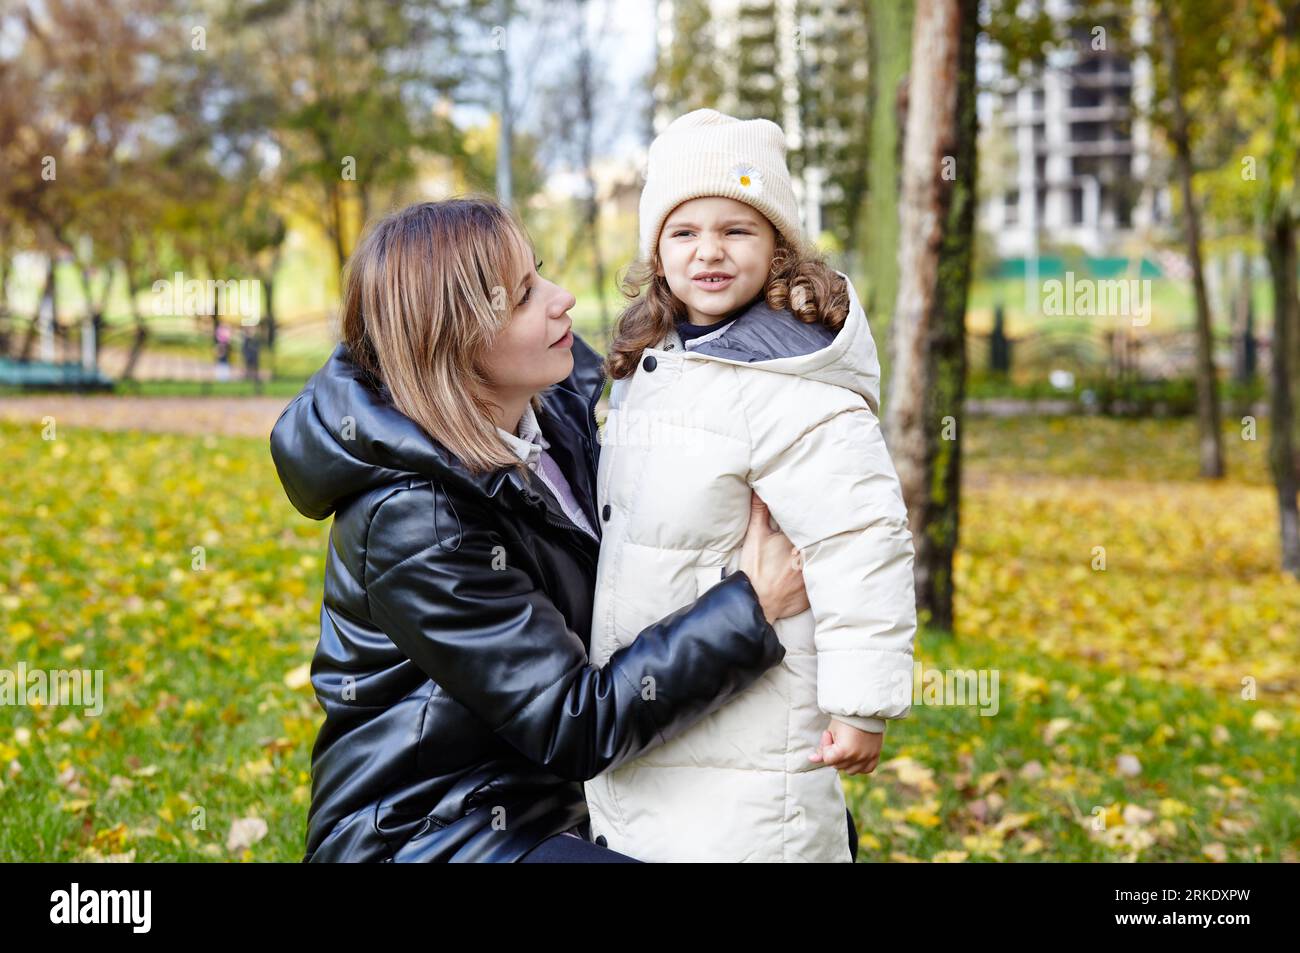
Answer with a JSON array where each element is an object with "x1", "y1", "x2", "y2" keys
[{"x1": 268, "y1": 334, "x2": 786, "y2": 862}]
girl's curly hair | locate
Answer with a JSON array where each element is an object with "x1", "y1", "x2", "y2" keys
[{"x1": 604, "y1": 231, "x2": 850, "y2": 380}]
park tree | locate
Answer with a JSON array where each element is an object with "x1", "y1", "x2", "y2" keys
[
  {"x1": 1178, "y1": 0, "x2": 1300, "y2": 574},
  {"x1": 1150, "y1": 0, "x2": 1233, "y2": 478},
  {"x1": 0, "y1": 0, "x2": 172, "y2": 365},
  {"x1": 227, "y1": 0, "x2": 475, "y2": 275},
  {"x1": 1246, "y1": 0, "x2": 1300, "y2": 575},
  {"x1": 863, "y1": 0, "x2": 913, "y2": 331},
  {"x1": 883, "y1": 0, "x2": 979, "y2": 634},
  {"x1": 528, "y1": 0, "x2": 619, "y2": 343}
]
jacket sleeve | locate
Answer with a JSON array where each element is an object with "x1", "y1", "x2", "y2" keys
[
  {"x1": 363, "y1": 484, "x2": 786, "y2": 782},
  {"x1": 737, "y1": 371, "x2": 917, "y2": 733}
]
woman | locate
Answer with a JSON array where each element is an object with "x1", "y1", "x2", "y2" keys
[{"x1": 268, "y1": 197, "x2": 809, "y2": 862}]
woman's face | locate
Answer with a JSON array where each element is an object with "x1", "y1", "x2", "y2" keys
[
  {"x1": 655, "y1": 196, "x2": 776, "y2": 325},
  {"x1": 480, "y1": 240, "x2": 578, "y2": 401}
]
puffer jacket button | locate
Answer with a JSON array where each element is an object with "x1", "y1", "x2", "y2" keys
[
  {"x1": 601, "y1": 503, "x2": 611, "y2": 521},
  {"x1": 642, "y1": 355, "x2": 657, "y2": 372},
  {"x1": 595, "y1": 835, "x2": 608, "y2": 847}
]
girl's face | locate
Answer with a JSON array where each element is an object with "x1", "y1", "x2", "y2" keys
[
  {"x1": 480, "y1": 238, "x2": 578, "y2": 401},
  {"x1": 655, "y1": 196, "x2": 776, "y2": 325}
]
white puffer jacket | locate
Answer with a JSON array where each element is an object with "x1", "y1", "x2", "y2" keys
[{"x1": 585, "y1": 272, "x2": 917, "y2": 862}]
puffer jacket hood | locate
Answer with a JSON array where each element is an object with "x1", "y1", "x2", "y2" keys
[
  {"x1": 270, "y1": 335, "x2": 606, "y2": 521},
  {"x1": 667, "y1": 269, "x2": 881, "y2": 413}
]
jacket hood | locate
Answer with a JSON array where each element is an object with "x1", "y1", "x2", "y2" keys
[
  {"x1": 669, "y1": 270, "x2": 882, "y2": 413},
  {"x1": 269, "y1": 334, "x2": 606, "y2": 520}
]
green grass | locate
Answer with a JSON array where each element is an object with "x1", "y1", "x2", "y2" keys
[
  {"x1": 0, "y1": 414, "x2": 1296, "y2": 861},
  {"x1": 110, "y1": 378, "x2": 310, "y2": 398},
  {"x1": 0, "y1": 424, "x2": 327, "y2": 860},
  {"x1": 963, "y1": 414, "x2": 1273, "y2": 484},
  {"x1": 850, "y1": 632, "x2": 1298, "y2": 862}
]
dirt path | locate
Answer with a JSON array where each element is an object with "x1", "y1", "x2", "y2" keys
[
  {"x1": 0, "y1": 393, "x2": 611, "y2": 440},
  {"x1": 0, "y1": 395, "x2": 292, "y2": 438}
]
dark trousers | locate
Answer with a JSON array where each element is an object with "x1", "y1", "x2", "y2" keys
[
  {"x1": 521, "y1": 808, "x2": 860, "y2": 863},
  {"x1": 518, "y1": 832, "x2": 642, "y2": 863}
]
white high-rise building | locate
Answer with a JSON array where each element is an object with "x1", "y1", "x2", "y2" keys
[{"x1": 977, "y1": 2, "x2": 1168, "y2": 258}]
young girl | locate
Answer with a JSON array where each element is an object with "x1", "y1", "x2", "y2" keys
[{"x1": 585, "y1": 109, "x2": 918, "y2": 862}]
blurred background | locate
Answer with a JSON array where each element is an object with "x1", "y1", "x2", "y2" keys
[{"x1": 0, "y1": 0, "x2": 1296, "y2": 863}]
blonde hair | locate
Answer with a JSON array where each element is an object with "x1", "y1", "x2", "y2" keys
[
  {"x1": 340, "y1": 197, "x2": 541, "y2": 476},
  {"x1": 604, "y1": 230, "x2": 849, "y2": 380}
]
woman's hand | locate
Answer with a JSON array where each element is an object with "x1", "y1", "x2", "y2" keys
[{"x1": 739, "y1": 490, "x2": 809, "y2": 625}]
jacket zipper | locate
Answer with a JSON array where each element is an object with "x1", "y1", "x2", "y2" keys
[
  {"x1": 585, "y1": 368, "x2": 608, "y2": 520},
  {"x1": 586, "y1": 369, "x2": 607, "y2": 471},
  {"x1": 514, "y1": 470, "x2": 599, "y2": 568},
  {"x1": 538, "y1": 500, "x2": 599, "y2": 573}
]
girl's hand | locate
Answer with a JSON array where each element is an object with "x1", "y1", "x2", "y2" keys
[
  {"x1": 739, "y1": 491, "x2": 809, "y2": 624},
  {"x1": 809, "y1": 719, "x2": 882, "y2": 775}
]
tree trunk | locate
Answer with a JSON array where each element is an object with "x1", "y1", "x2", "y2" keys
[
  {"x1": 1291, "y1": 233, "x2": 1300, "y2": 482},
  {"x1": 262, "y1": 273, "x2": 277, "y2": 378},
  {"x1": 328, "y1": 180, "x2": 348, "y2": 276},
  {"x1": 1266, "y1": 209, "x2": 1300, "y2": 576},
  {"x1": 0, "y1": 222, "x2": 11, "y2": 330},
  {"x1": 884, "y1": 0, "x2": 978, "y2": 634},
  {"x1": 865, "y1": 0, "x2": 914, "y2": 337},
  {"x1": 19, "y1": 258, "x2": 56, "y2": 362},
  {"x1": 576, "y1": 29, "x2": 609, "y2": 346},
  {"x1": 119, "y1": 260, "x2": 150, "y2": 382},
  {"x1": 1158, "y1": 0, "x2": 1225, "y2": 478},
  {"x1": 495, "y1": 0, "x2": 514, "y2": 209},
  {"x1": 74, "y1": 259, "x2": 113, "y2": 368}
]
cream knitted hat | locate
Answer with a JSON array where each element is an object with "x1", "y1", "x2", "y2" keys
[{"x1": 638, "y1": 108, "x2": 805, "y2": 262}]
